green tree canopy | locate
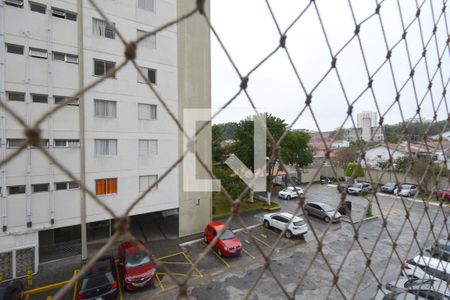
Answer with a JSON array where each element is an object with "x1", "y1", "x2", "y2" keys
[
  {"x1": 212, "y1": 124, "x2": 225, "y2": 163},
  {"x1": 281, "y1": 131, "x2": 313, "y2": 168},
  {"x1": 344, "y1": 162, "x2": 365, "y2": 178}
]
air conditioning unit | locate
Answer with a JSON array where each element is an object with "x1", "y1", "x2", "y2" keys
[{"x1": 5, "y1": 0, "x2": 24, "y2": 7}]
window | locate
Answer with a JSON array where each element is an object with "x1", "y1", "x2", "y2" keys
[
  {"x1": 138, "y1": 103, "x2": 157, "y2": 120},
  {"x1": 54, "y1": 139, "x2": 80, "y2": 148},
  {"x1": 94, "y1": 100, "x2": 116, "y2": 117},
  {"x1": 139, "y1": 139, "x2": 158, "y2": 156},
  {"x1": 54, "y1": 96, "x2": 79, "y2": 106},
  {"x1": 139, "y1": 175, "x2": 158, "y2": 192},
  {"x1": 30, "y1": 2, "x2": 46, "y2": 13},
  {"x1": 5, "y1": 0, "x2": 23, "y2": 7},
  {"x1": 7, "y1": 139, "x2": 26, "y2": 148},
  {"x1": 55, "y1": 181, "x2": 79, "y2": 190},
  {"x1": 32, "y1": 94, "x2": 48, "y2": 103},
  {"x1": 29, "y1": 47, "x2": 48, "y2": 59},
  {"x1": 138, "y1": 67, "x2": 156, "y2": 84},
  {"x1": 94, "y1": 59, "x2": 116, "y2": 77},
  {"x1": 8, "y1": 185, "x2": 26, "y2": 195},
  {"x1": 138, "y1": 0, "x2": 154, "y2": 12},
  {"x1": 6, "y1": 44, "x2": 24, "y2": 55},
  {"x1": 7, "y1": 91, "x2": 25, "y2": 102},
  {"x1": 53, "y1": 52, "x2": 78, "y2": 64},
  {"x1": 51, "y1": 8, "x2": 77, "y2": 21},
  {"x1": 95, "y1": 178, "x2": 117, "y2": 195},
  {"x1": 31, "y1": 139, "x2": 49, "y2": 148},
  {"x1": 92, "y1": 18, "x2": 115, "y2": 39},
  {"x1": 32, "y1": 183, "x2": 49, "y2": 193},
  {"x1": 137, "y1": 30, "x2": 156, "y2": 48},
  {"x1": 95, "y1": 139, "x2": 117, "y2": 155}
]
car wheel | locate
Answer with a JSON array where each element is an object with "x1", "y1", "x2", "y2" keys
[
  {"x1": 324, "y1": 216, "x2": 331, "y2": 223},
  {"x1": 217, "y1": 248, "x2": 222, "y2": 257},
  {"x1": 263, "y1": 220, "x2": 270, "y2": 229},
  {"x1": 203, "y1": 235, "x2": 207, "y2": 243},
  {"x1": 285, "y1": 230, "x2": 292, "y2": 239},
  {"x1": 287, "y1": 195, "x2": 291, "y2": 200}
]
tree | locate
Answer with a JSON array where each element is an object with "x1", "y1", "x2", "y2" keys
[
  {"x1": 232, "y1": 114, "x2": 291, "y2": 204},
  {"x1": 332, "y1": 145, "x2": 357, "y2": 168},
  {"x1": 212, "y1": 124, "x2": 225, "y2": 163},
  {"x1": 281, "y1": 131, "x2": 313, "y2": 169},
  {"x1": 344, "y1": 163, "x2": 365, "y2": 178}
]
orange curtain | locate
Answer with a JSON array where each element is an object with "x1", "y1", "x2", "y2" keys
[
  {"x1": 107, "y1": 178, "x2": 117, "y2": 194},
  {"x1": 96, "y1": 180, "x2": 106, "y2": 195}
]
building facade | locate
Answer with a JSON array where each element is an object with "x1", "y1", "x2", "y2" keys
[
  {"x1": 0, "y1": 0, "x2": 211, "y2": 280},
  {"x1": 344, "y1": 111, "x2": 384, "y2": 142}
]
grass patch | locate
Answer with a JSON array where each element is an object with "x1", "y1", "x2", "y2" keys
[{"x1": 213, "y1": 193, "x2": 280, "y2": 218}]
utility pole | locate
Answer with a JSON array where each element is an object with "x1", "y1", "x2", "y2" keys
[{"x1": 77, "y1": 0, "x2": 87, "y2": 261}]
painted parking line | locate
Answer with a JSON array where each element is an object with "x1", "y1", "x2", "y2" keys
[
  {"x1": 200, "y1": 241, "x2": 230, "y2": 268},
  {"x1": 155, "y1": 273, "x2": 165, "y2": 292},
  {"x1": 114, "y1": 261, "x2": 124, "y2": 300},
  {"x1": 23, "y1": 269, "x2": 79, "y2": 300},
  {"x1": 153, "y1": 251, "x2": 203, "y2": 293},
  {"x1": 72, "y1": 269, "x2": 79, "y2": 300},
  {"x1": 241, "y1": 247, "x2": 256, "y2": 259},
  {"x1": 181, "y1": 251, "x2": 203, "y2": 278}
]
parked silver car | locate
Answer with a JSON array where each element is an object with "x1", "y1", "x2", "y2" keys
[
  {"x1": 304, "y1": 202, "x2": 342, "y2": 223},
  {"x1": 278, "y1": 186, "x2": 304, "y2": 200},
  {"x1": 394, "y1": 184, "x2": 418, "y2": 197}
]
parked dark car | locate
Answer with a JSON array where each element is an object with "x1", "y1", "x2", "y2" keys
[
  {"x1": 0, "y1": 280, "x2": 23, "y2": 300},
  {"x1": 304, "y1": 202, "x2": 342, "y2": 223},
  {"x1": 76, "y1": 256, "x2": 118, "y2": 300},
  {"x1": 381, "y1": 182, "x2": 398, "y2": 194},
  {"x1": 430, "y1": 239, "x2": 450, "y2": 261}
]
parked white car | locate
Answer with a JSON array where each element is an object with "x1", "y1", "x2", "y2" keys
[
  {"x1": 401, "y1": 255, "x2": 450, "y2": 283},
  {"x1": 262, "y1": 212, "x2": 308, "y2": 239},
  {"x1": 385, "y1": 277, "x2": 450, "y2": 299},
  {"x1": 278, "y1": 186, "x2": 304, "y2": 200}
]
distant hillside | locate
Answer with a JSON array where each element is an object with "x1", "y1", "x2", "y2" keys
[{"x1": 384, "y1": 119, "x2": 448, "y2": 142}]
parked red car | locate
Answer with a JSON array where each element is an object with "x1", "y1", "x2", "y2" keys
[
  {"x1": 118, "y1": 240, "x2": 156, "y2": 291},
  {"x1": 203, "y1": 222, "x2": 242, "y2": 257},
  {"x1": 436, "y1": 188, "x2": 450, "y2": 200}
]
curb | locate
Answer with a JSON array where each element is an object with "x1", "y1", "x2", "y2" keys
[
  {"x1": 341, "y1": 215, "x2": 379, "y2": 225},
  {"x1": 376, "y1": 193, "x2": 445, "y2": 207},
  {"x1": 179, "y1": 224, "x2": 261, "y2": 247}
]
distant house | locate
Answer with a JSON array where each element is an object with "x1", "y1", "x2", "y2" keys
[
  {"x1": 364, "y1": 142, "x2": 450, "y2": 168},
  {"x1": 429, "y1": 131, "x2": 450, "y2": 141}
]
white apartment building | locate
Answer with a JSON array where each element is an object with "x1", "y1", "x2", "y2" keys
[
  {"x1": 344, "y1": 111, "x2": 384, "y2": 142},
  {"x1": 0, "y1": 0, "x2": 212, "y2": 280}
]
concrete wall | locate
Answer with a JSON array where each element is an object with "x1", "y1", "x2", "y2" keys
[{"x1": 177, "y1": 0, "x2": 212, "y2": 237}]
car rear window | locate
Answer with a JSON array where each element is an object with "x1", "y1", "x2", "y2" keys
[{"x1": 81, "y1": 272, "x2": 113, "y2": 290}]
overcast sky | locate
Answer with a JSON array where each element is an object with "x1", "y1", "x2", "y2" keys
[{"x1": 209, "y1": 0, "x2": 449, "y2": 132}]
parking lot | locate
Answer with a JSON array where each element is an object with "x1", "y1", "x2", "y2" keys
[{"x1": 10, "y1": 183, "x2": 448, "y2": 299}]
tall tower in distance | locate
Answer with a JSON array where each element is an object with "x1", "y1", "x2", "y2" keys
[{"x1": 357, "y1": 111, "x2": 377, "y2": 141}]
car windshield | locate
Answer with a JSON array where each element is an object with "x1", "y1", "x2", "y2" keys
[
  {"x1": 385, "y1": 182, "x2": 396, "y2": 187},
  {"x1": 404, "y1": 279, "x2": 433, "y2": 288},
  {"x1": 352, "y1": 183, "x2": 363, "y2": 188},
  {"x1": 220, "y1": 230, "x2": 235, "y2": 240},
  {"x1": 321, "y1": 204, "x2": 335, "y2": 212},
  {"x1": 401, "y1": 185, "x2": 412, "y2": 190},
  {"x1": 126, "y1": 252, "x2": 151, "y2": 268},
  {"x1": 293, "y1": 220, "x2": 305, "y2": 226}
]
